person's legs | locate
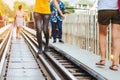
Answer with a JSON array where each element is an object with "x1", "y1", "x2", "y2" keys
[
  {"x1": 109, "y1": 10, "x2": 120, "y2": 70},
  {"x1": 49, "y1": 27, "x2": 52, "y2": 38},
  {"x1": 111, "y1": 24, "x2": 120, "y2": 70},
  {"x1": 57, "y1": 20, "x2": 64, "y2": 43},
  {"x1": 48, "y1": 22, "x2": 52, "y2": 38},
  {"x1": 16, "y1": 27, "x2": 21, "y2": 39},
  {"x1": 96, "y1": 10, "x2": 111, "y2": 65},
  {"x1": 51, "y1": 22, "x2": 57, "y2": 42},
  {"x1": 18, "y1": 27, "x2": 23, "y2": 39},
  {"x1": 16, "y1": 27, "x2": 19, "y2": 39},
  {"x1": 34, "y1": 12, "x2": 43, "y2": 54},
  {"x1": 43, "y1": 14, "x2": 50, "y2": 51},
  {"x1": 96, "y1": 24, "x2": 108, "y2": 65}
]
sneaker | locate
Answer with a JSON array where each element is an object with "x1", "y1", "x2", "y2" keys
[
  {"x1": 59, "y1": 40, "x2": 64, "y2": 43},
  {"x1": 53, "y1": 40, "x2": 56, "y2": 43}
]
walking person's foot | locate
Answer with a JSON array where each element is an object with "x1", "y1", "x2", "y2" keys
[
  {"x1": 53, "y1": 40, "x2": 56, "y2": 43},
  {"x1": 59, "y1": 40, "x2": 64, "y2": 43},
  {"x1": 96, "y1": 60, "x2": 105, "y2": 66},
  {"x1": 109, "y1": 65, "x2": 119, "y2": 71},
  {"x1": 44, "y1": 46, "x2": 49, "y2": 52}
]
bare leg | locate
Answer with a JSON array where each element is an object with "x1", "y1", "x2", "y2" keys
[
  {"x1": 19, "y1": 27, "x2": 22, "y2": 39},
  {"x1": 96, "y1": 24, "x2": 108, "y2": 65},
  {"x1": 49, "y1": 27, "x2": 52, "y2": 38},
  {"x1": 17, "y1": 27, "x2": 21, "y2": 39},
  {"x1": 16, "y1": 27, "x2": 19, "y2": 39},
  {"x1": 99, "y1": 24, "x2": 108, "y2": 60},
  {"x1": 111, "y1": 24, "x2": 120, "y2": 69}
]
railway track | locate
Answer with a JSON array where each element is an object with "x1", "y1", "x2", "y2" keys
[
  {"x1": 0, "y1": 25, "x2": 104, "y2": 80},
  {"x1": 22, "y1": 26, "x2": 98, "y2": 80},
  {"x1": 2, "y1": 28, "x2": 48, "y2": 80},
  {"x1": 45, "y1": 50, "x2": 97, "y2": 80},
  {"x1": 0, "y1": 25, "x2": 13, "y2": 80}
]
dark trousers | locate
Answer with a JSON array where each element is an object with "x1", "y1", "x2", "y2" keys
[
  {"x1": 34, "y1": 12, "x2": 50, "y2": 50},
  {"x1": 51, "y1": 20, "x2": 62, "y2": 41}
]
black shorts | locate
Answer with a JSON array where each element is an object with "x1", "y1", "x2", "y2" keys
[{"x1": 98, "y1": 10, "x2": 120, "y2": 25}]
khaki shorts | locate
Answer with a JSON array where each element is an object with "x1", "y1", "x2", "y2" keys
[{"x1": 98, "y1": 10, "x2": 120, "y2": 25}]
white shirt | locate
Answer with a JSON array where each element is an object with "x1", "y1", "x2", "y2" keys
[{"x1": 98, "y1": 0, "x2": 118, "y2": 10}]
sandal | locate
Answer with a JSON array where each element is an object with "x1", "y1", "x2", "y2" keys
[
  {"x1": 109, "y1": 65, "x2": 119, "y2": 71},
  {"x1": 96, "y1": 60, "x2": 105, "y2": 66}
]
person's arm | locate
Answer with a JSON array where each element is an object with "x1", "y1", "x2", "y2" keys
[{"x1": 52, "y1": 0, "x2": 65, "y2": 19}]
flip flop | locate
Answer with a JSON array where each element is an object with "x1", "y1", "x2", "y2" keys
[
  {"x1": 96, "y1": 60, "x2": 105, "y2": 66},
  {"x1": 109, "y1": 65, "x2": 119, "y2": 71}
]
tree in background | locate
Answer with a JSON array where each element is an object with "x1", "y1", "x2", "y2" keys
[
  {"x1": 0, "y1": 0, "x2": 13, "y2": 17},
  {"x1": 13, "y1": 1, "x2": 34, "y2": 21},
  {"x1": 0, "y1": 0, "x2": 3, "y2": 14},
  {"x1": 13, "y1": 1, "x2": 30, "y2": 12},
  {"x1": 64, "y1": 1, "x2": 75, "y2": 13}
]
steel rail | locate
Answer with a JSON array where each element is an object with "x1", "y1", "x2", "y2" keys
[
  {"x1": 22, "y1": 27, "x2": 78, "y2": 80},
  {"x1": 21, "y1": 30, "x2": 61, "y2": 80},
  {"x1": 22, "y1": 29, "x2": 78, "y2": 80},
  {"x1": 49, "y1": 44, "x2": 107, "y2": 80},
  {"x1": 0, "y1": 24, "x2": 12, "y2": 60},
  {"x1": 23, "y1": 26, "x2": 107, "y2": 80},
  {"x1": 45, "y1": 52, "x2": 78, "y2": 80},
  {"x1": 0, "y1": 25, "x2": 13, "y2": 80}
]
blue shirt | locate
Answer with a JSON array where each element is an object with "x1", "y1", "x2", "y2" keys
[
  {"x1": 50, "y1": 1, "x2": 66, "y2": 22},
  {"x1": 98, "y1": 0, "x2": 118, "y2": 10}
]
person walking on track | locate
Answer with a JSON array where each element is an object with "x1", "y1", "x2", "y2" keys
[
  {"x1": 33, "y1": 0, "x2": 65, "y2": 54},
  {"x1": 14, "y1": 5, "x2": 24, "y2": 39}
]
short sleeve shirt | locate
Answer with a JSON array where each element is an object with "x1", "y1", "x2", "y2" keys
[
  {"x1": 34, "y1": 0, "x2": 51, "y2": 14},
  {"x1": 98, "y1": 0, "x2": 118, "y2": 10},
  {"x1": 50, "y1": 1, "x2": 66, "y2": 22}
]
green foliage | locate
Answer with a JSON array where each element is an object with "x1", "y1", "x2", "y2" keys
[
  {"x1": 64, "y1": 1, "x2": 69, "y2": 7},
  {"x1": 13, "y1": 1, "x2": 34, "y2": 21},
  {"x1": 66, "y1": 7, "x2": 75, "y2": 13},
  {"x1": 64, "y1": 1, "x2": 75, "y2": 13},
  {"x1": 13, "y1": 1, "x2": 34, "y2": 18},
  {"x1": 0, "y1": 0, "x2": 4, "y2": 14},
  {"x1": 0, "y1": 0, "x2": 34, "y2": 19},
  {"x1": 0, "y1": 0, "x2": 13, "y2": 17},
  {"x1": 77, "y1": 0, "x2": 93, "y2": 5}
]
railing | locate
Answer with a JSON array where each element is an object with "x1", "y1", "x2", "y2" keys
[{"x1": 63, "y1": 10, "x2": 112, "y2": 60}]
